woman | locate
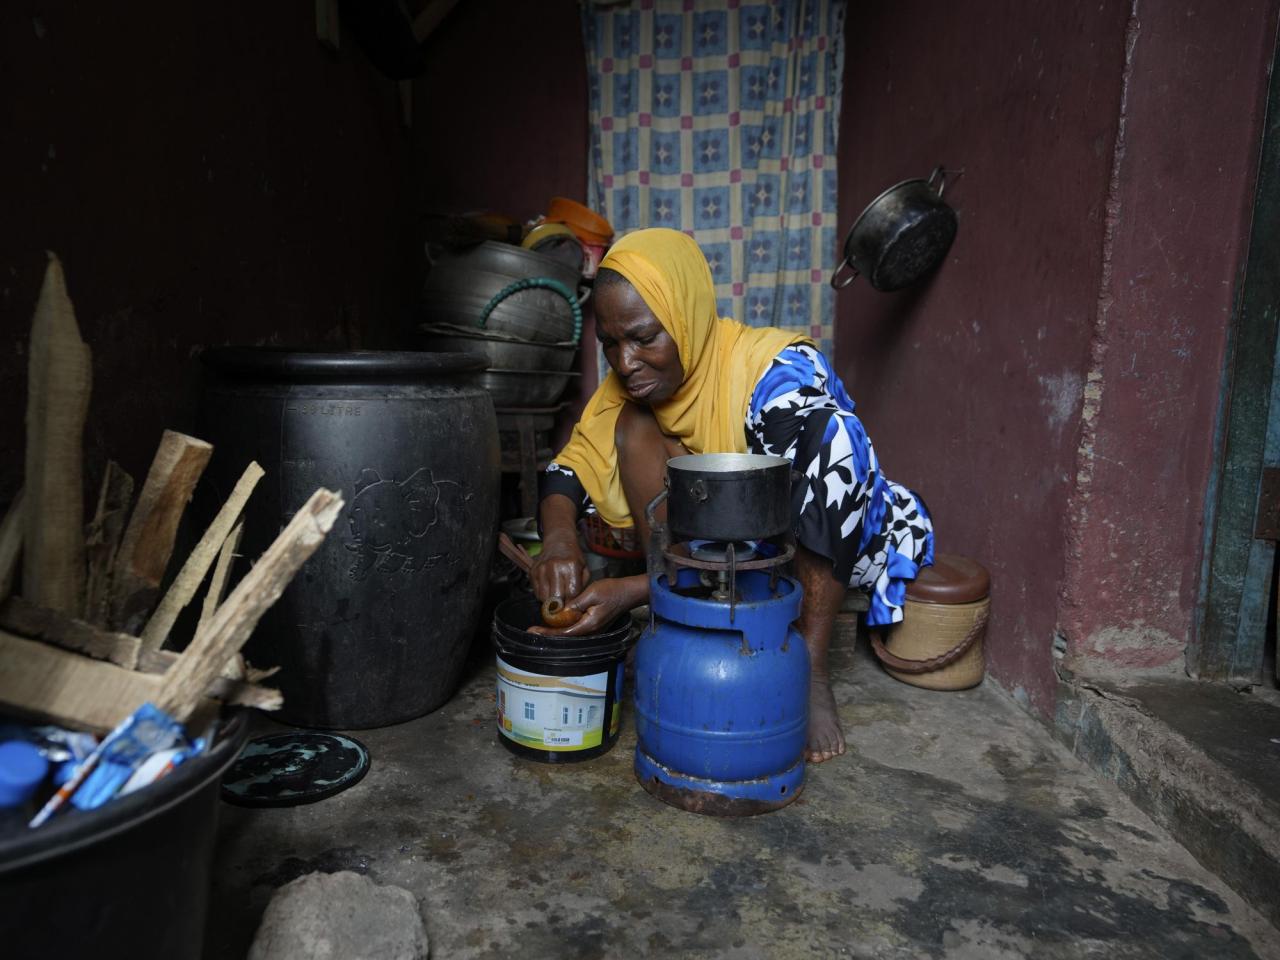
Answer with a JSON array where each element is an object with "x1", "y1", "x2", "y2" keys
[{"x1": 531, "y1": 228, "x2": 933, "y2": 763}]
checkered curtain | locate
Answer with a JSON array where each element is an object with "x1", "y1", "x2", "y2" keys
[{"x1": 583, "y1": 0, "x2": 845, "y2": 354}]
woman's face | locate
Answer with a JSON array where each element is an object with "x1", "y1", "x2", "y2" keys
[{"x1": 595, "y1": 278, "x2": 684, "y2": 404}]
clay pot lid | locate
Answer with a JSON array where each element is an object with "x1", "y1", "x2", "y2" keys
[{"x1": 906, "y1": 552, "x2": 990, "y2": 604}]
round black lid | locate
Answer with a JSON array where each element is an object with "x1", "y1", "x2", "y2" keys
[
  {"x1": 220, "y1": 732, "x2": 370, "y2": 807},
  {"x1": 201, "y1": 347, "x2": 486, "y2": 382}
]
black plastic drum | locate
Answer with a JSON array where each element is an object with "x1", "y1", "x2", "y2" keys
[{"x1": 198, "y1": 349, "x2": 499, "y2": 729}]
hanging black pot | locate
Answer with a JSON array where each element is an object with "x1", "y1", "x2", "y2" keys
[{"x1": 831, "y1": 166, "x2": 958, "y2": 292}]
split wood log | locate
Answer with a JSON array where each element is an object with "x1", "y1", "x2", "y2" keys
[
  {"x1": 140, "y1": 461, "x2": 263, "y2": 652},
  {"x1": 109, "y1": 430, "x2": 213, "y2": 633},
  {"x1": 0, "y1": 490, "x2": 24, "y2": 602},
  {"x1": 83, "y1": 461, "x2": 134, "y2": 626},
  {"x1": 2, "y1": 593, "x2": 255, "y2": 688},
  {"x1": 198, "y1": 520, "x2": 243, "y2": 636},
  {"x1": 156, "y1": 488, "x2": 344, "y2": 721},
  {"x1": 23, "y1": 253, "x2": 92, "y2": 615},
  {"x1": 0, "y1": 594, "x2": 141, "y2": 668},
  {"x1": 197, "y1": 521, "x2": 244, "y2": 673},
  {"x1": 0, "y1": 629, "x2": 281, "y2": 734}
]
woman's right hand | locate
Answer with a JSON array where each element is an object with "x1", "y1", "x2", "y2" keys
[{"x1": 530, "y1": 533, "x2": 589, "y2": 604}]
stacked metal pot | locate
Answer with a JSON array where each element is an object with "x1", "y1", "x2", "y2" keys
[{"x1": 420, "y1": 240, "x2": 584, "y2": 409}]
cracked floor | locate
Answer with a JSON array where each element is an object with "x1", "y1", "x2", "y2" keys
[{"x1": 205, "y1": 630, "x2": 1280, "y2": 959}]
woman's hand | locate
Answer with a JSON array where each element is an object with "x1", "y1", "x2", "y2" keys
[
  {"x1": 530, "y1": 535, "x2": 589, "y2": 604},
  {"x1": 529, "y1": 575, "x2": 648, "y2": 637},
  {"x1": 532, "y1": 493, "x2": 589, "y2": 603}
]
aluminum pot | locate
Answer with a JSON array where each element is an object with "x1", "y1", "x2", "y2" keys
[
  {"x1": 666, "y1": 453, "x2": 791, "y2": 542},
  {"x1": 423, "y1": 241, "x2": 582, "y2": 343},
  {"x1": 831, "y1": 167, "x2": 957, "y2": 292},
  {"x1": 419, "y1": 323, "x2": 577, "y2": 373},
  {"x1": 475, "y1": 368, "x2": 580, "y2": 408}
]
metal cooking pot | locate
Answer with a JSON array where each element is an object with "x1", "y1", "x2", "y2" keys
[
  {"x1": 831, "y1": 166, "x2": 958, "y2": 292},
  {"x1": 665, "y1": 453, "x2": 792, "y2": 542},
  {"x1": 419, "y1": 322, "x2": 578, "y2": 372}
]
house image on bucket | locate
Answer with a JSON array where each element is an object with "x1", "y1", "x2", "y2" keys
[{"x1": 496, "y1": 661, "x2": 606, "y2": 750}]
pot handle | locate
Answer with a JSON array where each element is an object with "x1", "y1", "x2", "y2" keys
[
  {"x1": 643, "y1": 486, "x2": 669, "y2": 529},
  {"x1": 479, "y1": 277, "x2": 583, "y2": 345},
  {"x1": 927, "y1": 165, "x2": 961, "y2": 200},
  {"x1": 830, "y1": 255, "x2": 860, "y2": 290}
]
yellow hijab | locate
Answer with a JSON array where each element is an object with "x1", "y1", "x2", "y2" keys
[{"x1": 553, "y1": 228, "x2": 810, "y2": 528}]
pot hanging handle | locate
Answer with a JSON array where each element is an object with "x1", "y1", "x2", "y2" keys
[
  {"x1": 479, "y1": 277, "x2": 583, "y2": 345},
  {"x1": 830, "y1": 214, "x2": 863, "y2": 290},
  {"x1": 926, "y1": 165, "x2": 947, "y2": 199},
  {"x1": 830, "y1": 254, "x2": 860, "y2": 290}
]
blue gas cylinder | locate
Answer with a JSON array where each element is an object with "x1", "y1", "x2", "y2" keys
[{"x1": 634, "y1": 568, "x2": 808, "y2": 815}]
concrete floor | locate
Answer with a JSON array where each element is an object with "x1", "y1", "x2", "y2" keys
[{"x1": 206, "y1": 629, "x2": 1280, "y2": 960}]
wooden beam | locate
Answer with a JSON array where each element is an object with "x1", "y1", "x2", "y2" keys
[
  {"x1": 83, "y1": 461, "x2": 134, "y2": 626},
  {"x1": 0, "y1": 490, "x2": 24, "y2": 602},
  {"x1": 23, "y1": 253, "x2": 92, "y2": 615},
  {"x1": 109, "y1": 430, "x2": 213, "y2": 633},
  {"x1": 399, "y1": 79, "x2": 413, "y2": 128},
  {"x1": 411, "y1": 0, "x2": 460, "y2": 43},
  {"x1": 157, "y1": 488, "x2": 343, "y2": 721},
  {"x1": 315, "y1": 0, "x2": 340, "y2": 51},
  {"x1": 140, "y1": 461, "x2": 263, "y2": 652}
]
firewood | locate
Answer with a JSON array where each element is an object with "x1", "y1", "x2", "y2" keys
[
  {"x1": 83, "y1": 461, "x2": 134, "y2": 626},
  {"x1": 2, "y1": 594, "x2": 254, "y2": 685},
  {"x1": 0, "y1": 628, "x2": 280, "y2": 734},
  {"x1": 140, "y1": 462, "x2": 263, "y2": 652},
  {"x1": 23, "y1": 253, "x2": 92, "y2": 614},
  {"x1": 156, "y1": 488, "x2": 343, "y2": 721},
  {"x1": 198, "y1": 521, "x2": 243, "y2": 637},
  {"x1": 109, "y1": 430, "x2": 213, "y2": 633},
  {"x1": 0, "y1": 490, "x2": 24, "y2": 602},
  {"x1": 0, "y1": 595, "x2": 141, "y2": 668}
]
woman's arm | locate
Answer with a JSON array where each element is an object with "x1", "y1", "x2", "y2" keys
[{"x1": 530, "y1": 493, "x2": 590, "y2": 603}]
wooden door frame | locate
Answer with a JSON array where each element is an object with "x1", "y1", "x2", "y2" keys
[{"x1": 1192, "y1": 29, "x2": 1280, "y2": 683}]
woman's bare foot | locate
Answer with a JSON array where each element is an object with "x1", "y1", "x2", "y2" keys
[{"x1": 806, "y1": 676, "x2": 846, "y2": 763}]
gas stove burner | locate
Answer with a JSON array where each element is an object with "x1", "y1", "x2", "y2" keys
[
  {"x1": 643, "y1": 485, "x2": 796, "y2": 624},
  {"x1": 690, "y1": 540, "x2": 759, "y2": 564}
]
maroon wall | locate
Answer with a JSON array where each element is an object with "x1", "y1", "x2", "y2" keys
[
  {"x1": 836, "y1": 2, "x2": 1132, "y2": 713},
  {"x1": 0, "y1": 2, "x2": 417, "y2": 498},
  {"x1": 836, "y1": 2, "x2": 1278, "y2": 713},
  {"x1": 412, "y1": 1, "x2": 586, "y2": 220},
  {"x1": 1057, "y1": 2, "x2": 1277, "y2": 676}
]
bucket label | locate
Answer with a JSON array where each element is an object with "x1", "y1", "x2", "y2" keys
[{"x1": 496, "y1": 658, "x2": 614, "y2": 752}]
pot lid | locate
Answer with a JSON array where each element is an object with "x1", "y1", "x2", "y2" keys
[
  {"x1": 220, "y1": 733, "x2": 370, "y2": 807},
  {"x1": 905, "y1": 552, "x2": 990, "y2": 605},
  {"x1": 201, "y1": 347, "x2": 486, "y2": 381}
]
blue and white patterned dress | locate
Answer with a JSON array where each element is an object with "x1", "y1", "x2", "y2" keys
[
  {"x1": 542, "y1": 343, "x2": 934, "y2": 626},
  {"x1": 746, "y1": 344, "x2": 933, "y2": 625}
]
